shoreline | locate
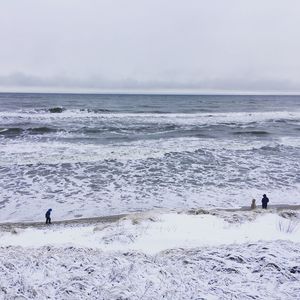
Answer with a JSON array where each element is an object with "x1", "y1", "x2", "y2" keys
[{"x1": 0, "y1": 204, "x2": 299, "y2": 231}]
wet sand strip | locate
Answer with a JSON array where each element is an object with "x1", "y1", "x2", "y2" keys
[
  {"x1": 0, "y1": 214, "x2": 128, "y2": 231},
  {"x1": 228, "y1": 204, "x2": 300, "y2": 212}
]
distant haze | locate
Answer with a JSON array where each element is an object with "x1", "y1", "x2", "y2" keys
[{"x1": 1, "y1": 0, "x2": 300, "y2": 94}]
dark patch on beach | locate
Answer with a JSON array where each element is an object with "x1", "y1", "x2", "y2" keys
[{"x1": 290, "y1": 266, "x2": 300, "y2": 274}]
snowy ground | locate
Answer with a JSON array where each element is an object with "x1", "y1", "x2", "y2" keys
[{"x1": 0, "y1": 210, "x2": 299, "y2": 299}]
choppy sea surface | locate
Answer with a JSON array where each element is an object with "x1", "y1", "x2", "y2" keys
[{"x1": 0, "y1": 93, "x2": 299, "y2": 221}]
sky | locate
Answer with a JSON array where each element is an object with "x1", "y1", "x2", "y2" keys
[{"x1": 1, "y1": 0, "x2": 300, "y2": 94}]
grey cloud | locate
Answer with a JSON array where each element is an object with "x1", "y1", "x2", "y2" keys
[
  {"x1": 0, "y1": 72, "x2": 299, "y2": 93},
  {"x1": 1, "y1": 0, "x2": 300, "y2": 93}
]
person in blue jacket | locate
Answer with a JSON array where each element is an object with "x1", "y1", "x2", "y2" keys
[
  {"x1": 45, "y1": 209, "x2": 52, "y2": 224},
  {"x1": 261, "y1": 194, "x2": 269, "y2": 209}
]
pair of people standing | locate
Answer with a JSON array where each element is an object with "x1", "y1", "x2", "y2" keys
[{"x1": 251, "y1": 194, "x2": 269, "y2": 209}]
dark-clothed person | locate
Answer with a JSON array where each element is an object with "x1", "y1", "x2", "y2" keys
[
  {"x1": 262, "y1": 194, "x2": 269, "y2": 209},
  {"x1": 45, "y1": 209, "x2": 52, "y2": 224}
]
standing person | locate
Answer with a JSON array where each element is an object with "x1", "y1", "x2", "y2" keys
[
  {"x1": 45, "y1": 208, "x2": 52, "y2": 224},
  {"x1": 251, "y1": 199, "x2": 256, "y2": 210},
  {"x1": 261, "y1": 194, "x2": 269, "y2": 209}
]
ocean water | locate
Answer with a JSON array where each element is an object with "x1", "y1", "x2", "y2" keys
[{"x1": 0, "y1": 93, "x2": 299, "y2": 221}]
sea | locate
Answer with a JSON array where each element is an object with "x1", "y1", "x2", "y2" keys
[{"x1": 0, "y1": 93, "x2": 299, "y2": 221}]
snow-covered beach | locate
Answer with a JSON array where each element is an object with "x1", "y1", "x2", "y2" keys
[
  {"x1": 1, "y1": 208, "x2": 299, "y2": 299},
  {"x1": 2, "y1": 0, "x2": 300, "y2": 297},
  {"x1": 1, "y1": 94, "x2": 300, "y2": 299}
]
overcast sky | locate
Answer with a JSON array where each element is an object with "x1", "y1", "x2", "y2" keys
[{"x1": 1, "y1": 0, "x2": 300, "y2": 93}]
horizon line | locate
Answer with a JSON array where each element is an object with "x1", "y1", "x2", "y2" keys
[{"x1": 1, "y1": 89, "x2": 300, "y2": 97}]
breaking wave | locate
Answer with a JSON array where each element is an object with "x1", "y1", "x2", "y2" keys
[
  {"x1": 0, "y1": 127, "x2": 59, "y2": 137},
  {"x1": 232, "y1": 130, "x2": 270, "y2": 136},
  {"x1": 0, "y1": 94, "x2": 300, "y2": 222}
]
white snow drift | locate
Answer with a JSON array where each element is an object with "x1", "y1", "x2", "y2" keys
[{"x1": 1, "y1": 213, "x2": 299, "y2": 254}]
